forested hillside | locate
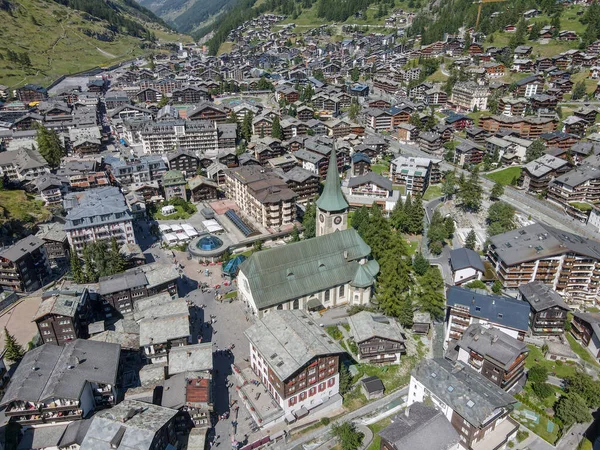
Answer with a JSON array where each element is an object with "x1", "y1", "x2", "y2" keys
[{"x1": 137, "y1": 0, "x2": 239, "y2": 34}]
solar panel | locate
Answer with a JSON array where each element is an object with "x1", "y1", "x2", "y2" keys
[{"x1": 225, "y1": 209, "x2": 257, "y2": 237}]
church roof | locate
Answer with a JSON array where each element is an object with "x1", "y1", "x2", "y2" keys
[
  {"x1": 239, "y1": 228, "x2": 372, "y2": 310},
  {"x1": 316, "y1": 147, "x2": 349, "y2": 212}
]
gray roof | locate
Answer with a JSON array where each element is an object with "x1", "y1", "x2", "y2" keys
[
  {"x1": 361, "y1": 375, "x2": 384, "y2": 393},
  {"x1": 0, "y1": 234, "x2": 45, "y2": 262},
  {"x1": 239, "y1": 228, "x2": 375, "y2": 310},
  {"x1": 348, "y1": 172, "x2": 393, "y2": 191},
  {"x1": 59, "y1": 419, "x2": 92, "y2": 447},
  {"x1": 81, "y1": 399, "x2": 178, "y2": 450},
  {"x1": 139, "y1": 313, "x2": 190, "y2": 347},
  {"x1": 411, "y1": 358, "x2": 516, "y2": 427},
  {"x1": 446, "y1": 286, "x2": 530, "y2": 332},
  {"x1": 489, "y1": 223, "x2": 600, "y2": 266},
  {"x1": 18, "y1": 424, "x2": 68, "y2": 450},
  {"x1": 36, "y1": 222, "x2": 67, "y2": 243},
  {"x1": 90, "y1": 331, "x2": 140, "y2": 351},
  {"x1": 133, "y1": 297, "x2": 188, "y2": 322},
  {"x1": 135, "y1": 262, "x2": 179, "y2": 290},
  {"x1": 523, "y1": 154, "x2": 569, "y2": 177},
  {"x1": 34, "y1": 290, "x2": 87, "y2": 320},
  {"x1": 64, "y1": 187, "x2": 132, "y2": 231},
  {"x1": 1, "y1": 339, "x2": 120, "y2": 405},
  {"x1": 138, "y1": 363, "x2": 167, "y2": 386},
  {"x1": 518, "y1": 281, "x2": 570, "y2": 312},
  {"x1": 168, "y1": 343, "x2": 213, "y2": 376},
  {"x1": 456, "y1": 324, "x2": 528, "y2": 370},
  {"x1": 449, "y1": 248, "x2": 485, "y2": 272},
  {"x1": 378, "y1": 402, "x2": 460, "y2": 450},
  {"x1": 98, "y1": 271, "x2": 148, "y2": 295},
  {"x1": 347, "y1": 311, "x2": 405, "y2": 344},
  {"x1": 244, "y1": 310, "x2": 346, "y2": 381}
]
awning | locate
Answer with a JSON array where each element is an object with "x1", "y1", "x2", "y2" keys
[
  {"x1": 306, "y1": 298, "x2": 322, "y2": 310},
  {"x1": 284, "y1": 413, "x2": 296, "y2": 423},
  {"x1": 203, "y1": 219, "x2": 223, "y2": 233},
  {"x1": 294, "y1": 407, "x2": 309, "y2": 418}
]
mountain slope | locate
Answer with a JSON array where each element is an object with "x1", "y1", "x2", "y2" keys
[
  {"x1": 0, "y1": 0, "x2": 187, "y2": 88},
  {"x1": 137, "y1": 0, "x2": 238, "y2": 34}
]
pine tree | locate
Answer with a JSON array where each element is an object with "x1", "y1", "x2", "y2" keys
[
  {"x1": 271, "y1": 115, "x2": 283, "y2": 139},
  {"x1": 108, "y1": 238, "x2": 125, "y2": 275},
  {"x1": 351, "y1": 206, "x2": 369, "y2": 230},
  {"x1": 390, "y1": 196, "x2": 408, "y2": 232},
  {"x1": 465, "y1": 229, "x2": 477, "y2": 250},
  {"x1": 490, "y1": 181, "x2": 504, "y2": 200},
  {"x1": 70, "y1": 247, "x2": 85, "y2": 283},
  {"x1": 413, "y1": 252, "x2": 430, "y2": 276},
  {"x1": 36, "y1": 125, "x2": 64, "y2": 168},
  {"x1": 290, "y1": 225, "x2": 300, "y2": 242},
  {"x1": 83, "y1": 245, "x2": 98, "y2": 283},
  {"x1": 4, "y1": 328, "x2": 24, "y2": 361},
  {"x1": 241, "y1": 111, "x2": 253, "y2": 142},
  {"x1": 302, "y1": 201, "x2": 316, "y2": 238},
  {"x1": 408, "y1": 194, "x2": 424, "y2": 234}
]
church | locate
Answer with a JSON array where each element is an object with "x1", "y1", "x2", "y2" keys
[{"x1": 237, "y1": 148, "x2": 379, "y2": 317}]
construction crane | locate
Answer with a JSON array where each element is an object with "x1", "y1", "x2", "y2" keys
[{"x1": 474, "y1": 0, "x2": 507, "y2": 31}]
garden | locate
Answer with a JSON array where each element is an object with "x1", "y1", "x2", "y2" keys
[{"x1": 148, "y1": 197, "x2": 197, "y2": 220}]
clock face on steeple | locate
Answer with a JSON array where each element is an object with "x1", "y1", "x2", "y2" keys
[
  {"x1": 319, "y1": 213, "x2": 325, "y2": 223},
  {"x1": 334, "y1": 216, "x2": 342, "y2": 225}
]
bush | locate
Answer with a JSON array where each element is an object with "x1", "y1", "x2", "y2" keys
[
  {"x1": 528, "y1": 366, "x2": 548, "y2": 383},
  {"x1": 532, "y1": 382, "x2": 554, "y2": 399},
  {"x1": 516, "y1": 430, "x2": 529, "y2": 443},
  {"x1": 321, "y1": 417, "x2": 330, "y2": 426},
  {"x1": 326, "y1": 326, "x2": 343, "y2": 341},
  {"x1": 508, "y1": 442, "x2": 515, "y2": 448},
  {"x1": 464, "y1": 280, "x2": 487, "y2": 290}
]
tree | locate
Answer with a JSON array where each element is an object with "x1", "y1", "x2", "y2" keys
[
  {"x1": 350, "y1": 66, "x2": 360, "y2": 82},
  {"x1": 528, "y1": 365, "x2": 548, "y2": 384},
  {"x1": 271, "y1": 115, "x2": 283, "y2": 139},
  {"x1": 331, "y1": 422, "x2": 364, "y2": 450},
  {"x1": 465, "y1": 229, "x2": 477, "y2": 250},
  {"x1": 313, "y1": 69, "x2": 325, "y2": 82},
  {"x1": 70, "y1": 247, "x2": 85, "y2": 283},
  {"x1": 532, "y1": 382, "x2": 554, "y2": 399},
  {"x1": 564, "y1": 373, "x2": 600, "y2": 408},
  {"x1": 408, "y1": 113, "x2": 423, "y2": 130},
  {"x1": 490, "y1": 181, "x2": 504, "y2": 200},
  {"x1": 252, "y1": 240, "x2": 263, "y2": 252},
  {"x1": 492, "y1": 280, "x2": 503, "y2": 294},
  {"x1": 572, "y1": 81, "x2": 587, "y2": 101},
  {"x1": 157, "y1": 96, "x2": 169, "y2": 108},
  {"x1": 457, "y1": 169, "x2": 483, "y2": 212},
  {"x1": 303, "y1": 201, "x2": 317, "y2": 239},
  {"x1": 4, "y1": 328, "x2": 24, "y2": 361},
  {"x1": 338, "y1": 364, "x2": 353, "y2": 395},
  {"x1": 417, "y1": 267, "x2": 446, "y2": 320},
  {"x1": 290, "y1": 225, "x2": 300, "y2": 242},
  {"x1": 441, "y1": 170, "x2": 457, "y2": 199},
  {"x1": 108, "y1": 238, "x2": 125, "y2": 275},
  {"x1": 509, "y1": 19, "x2": 527, "y2": 49},
  {"x1": 526, "y1": 140, "x2": 547, "y2": 162},
  {"x1": 351, "y1": 206, "x2": 369, "y2": 230},
  {"x1": 408, "y1": 194, "x2": 424, "y2": 235},
  {"x1": 487, "y1": 201, "x2": 516, "y2": 236},
  {"x1": 413, "y1": 252, "x2": 430, "y2": 276},
  {"x1": 36, "y1": 125, "x2": 64, "y2": 168},
  {"x1": 555, "y1": 393, "x2": 592, "y2": 426},
  {"x1": 227, "y1": 110, "x2": 238, "y2": 124},
  {"x1": 241, "y1": 111, "x2": 253, "y2": 142},
  {"x1": 390, "y1": 196, "x2": 408, "y2": 232},
  {"x1": 348, "y1": 100, "x2": 361, "y2": 121}
]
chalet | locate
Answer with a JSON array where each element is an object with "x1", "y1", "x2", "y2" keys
[
  {"x1": 347, "y1": 312, "x2": 406, "y2": 364},
  {"x1": 449, "y1": 248, "x2": 485, "y2": 284},
  {"x1": 518, "y1": 282, "x2": 570, "y2": 336},
  {"x1": 186, "y1": 102, "x2": 228, "y2": 123}
]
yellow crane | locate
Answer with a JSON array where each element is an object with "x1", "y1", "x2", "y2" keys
[{"x1": 474, "y1": 0, "x2": 507, "y2": 30}]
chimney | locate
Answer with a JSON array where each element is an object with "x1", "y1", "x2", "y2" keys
[{"x1": 404, "y1": 406, "x2": 410, "y2": 418}]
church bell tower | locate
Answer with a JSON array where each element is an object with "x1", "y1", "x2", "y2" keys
[{"x1": 316, "y1": 146, "x2": 349, "y2": 237}]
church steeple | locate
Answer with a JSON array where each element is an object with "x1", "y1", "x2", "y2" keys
[
  {"x1": 317, "y1": 147, "x2": 349, "y2": 212},
  {"x1": 316, "y1": 146, "x2": 348, "y2": 237}
]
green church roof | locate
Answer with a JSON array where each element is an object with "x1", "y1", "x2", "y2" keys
[
  {"x1": 317, "y1": 147, "x2": 349, "y2": 212},
  {"x1": 239, "y1": 228, "x2": 373, "y2": 310},
  {"x1": 351, "y1": 260, "x2": 380, "y2": 288}
]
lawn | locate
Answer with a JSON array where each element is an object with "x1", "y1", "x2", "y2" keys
[
  {"x1": 0, "y1": 190, "x2": 52, "y2": 224},
  {"x1": 427, "y1": 67, "x2": 448, "y2": 82},
  {"x1": 151, "y1": 202, "x2": 197, "y2": 220},
  {"x1": 392, "y1": 185, "x2": 407, "y2": 195},
  {"x1": 511, "y1": 402, "x2": 560, "y2": 444},
  {"x1": 405, "y1": 239, "x2": 419, "y2": 256},
  {"x1": 570, "y1": 201, "x2": 593, "y2": 212},
  {"x1": 217, "y1": 42, "x2": 235, "y2": 55},
  {"x1": 486, "y1": 167, "x2": 522, "y2": 186},
  {"x1": 566, "y1": 333, "x2": 600, "y2": 368},
  {"x1": 326, "y1": 325, "x2": 343, "y2": 341},
  {"x1": 525, "y1": 344, "x2": 578, "y2": 379},
  {"x1": 366, "y1": 417, "x2": 392, "y2": 450},
  {"x1": 371, "y1": 163, "x2": 389, "y2": 175},
  {"x1": 223, "y1": 291, "x2": 238, "y2": 299},
  {"x1": 423, "y1": 184, "x2": 443, "y2": 201}
]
